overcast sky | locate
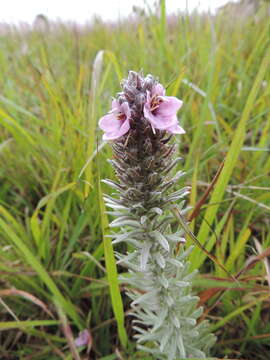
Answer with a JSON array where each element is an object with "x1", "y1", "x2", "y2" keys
[{"x1": 1, "y1": 0, "x2": 236, "y2": 24}]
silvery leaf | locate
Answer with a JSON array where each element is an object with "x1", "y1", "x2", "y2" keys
[
  {"x1": 171, "y1": 316, "x2": 180, "y2": 328},
  {"x1": 102, "y1": 179, "x2": 124, "y2": 191},
  {"x1": 110, "y1": 215, "x2": 136, "y2": 226},
  {"x1": 132, "y1": 290, "x2": 158, "y2": 306},
  {"x1": 176, "y1": 334, "x2": 186, "y2": 358},
  {"x1": 160, "y1": 327, "x2": 173, "y2": 351},
  {"x1": 168, "y1": 258, "x2": 184, "y2": 268},
  {"x1": 110, "y1": 219, "x2": 141, "y2": 228},
  {"x1": 152, "y1": 308, "x2": 168, "y2": 332},
  {"x1": 159, "y1": 275, "x2": 169, "y2": 289},
  {"x1": 151, "y1": 231, "x2": 170, "y2": 251},
  {"x1": 149, "y1": 207, "x2": 163, "y2": 215},
  {"x1": 175, "y1": 280, "x2": 190, "y2": 288},
  {"x1": 162, "y1": 157, "x2": 183, "y2": 175},
  {"x1": 140, "y1": 242, "x2": 151, "y2": 270},
  {"x1": 154, "y1": 252, "x2": 166, "y2": 269},
  {"x1": 140, "y1": 215, "x2": 148, "y2": 224}
]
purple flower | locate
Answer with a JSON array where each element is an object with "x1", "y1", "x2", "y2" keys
[
  {"x1": 74, "y1": 329, "x2": 91, "y2": 347},
  {"x1": 99, "y1": 100, "x2": 131, "y2": 141},
  {"x1": 143, "y1": 83, "x2": 185, "y2": 134}
]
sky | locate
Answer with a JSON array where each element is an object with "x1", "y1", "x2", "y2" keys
[{"x1": 0, "y1": 0, "x2": 236, "y2": 24}]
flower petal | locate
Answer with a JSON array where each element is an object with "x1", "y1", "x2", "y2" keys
[
  {"x1": 99, "y1": 113, "x2": 119, "y2": 132},
  {"x1": 152, "y1": 83, "x2": 165, "y2": 97},
  {"x1": 120, "y1": 102, "x2": 131, "y2": 119},
  {"x1": 143, "y1": 103, "x2": 158, "y2": 125},
  {"x1": 144, "y1": 90, "x2": 184, "y2": 133},
  {"x1": 157, "y1": 97, "x2": 183, "y2": 117},
  {"x1": 100, "y1": 100, "x2": 132, "y2": 141},
  {"x1": 75, "y1": 329, "x2": 91, "y2": 347},
  {"x1": 167, "y1": 123, "x2": 185, "y2": 134},
  {"x1": 144, "y1": 106, "x2": 176, "y2": 130},
  {"x1": 117, "y1": 118, "x2": 130, "y2": 137},
  {"x1": 103, "y1": 118, "x2": 130, "y2": 141},
  {"x1": 111, "y1": 99, "x2": 120, "y2": 110}
]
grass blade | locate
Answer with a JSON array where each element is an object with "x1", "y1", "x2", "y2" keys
[
  {"x1": 0, "y1": 217, "x2": 83, "y2": 328},
  {"x1": 191, "y1": 47, "x2": 270, "y2": 268},
  {"x1": 0, "y1": 320, "x2": 60, "y2": 330},
  {"x1": 97, "y1": 147, "x2": 128, "y2": 348}
]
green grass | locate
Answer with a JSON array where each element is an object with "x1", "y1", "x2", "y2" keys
[{"x1": 0, "y1": 3, "x2": 270, "y2": 359}]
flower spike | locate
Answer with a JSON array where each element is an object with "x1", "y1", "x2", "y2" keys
[{"x1": 99, "y1": 71, "x2": 216, "y2": 359}]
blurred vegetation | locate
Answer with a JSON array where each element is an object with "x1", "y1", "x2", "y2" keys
[{"x1": 0, "y1": 1, "x2": 269, "y2": 359}]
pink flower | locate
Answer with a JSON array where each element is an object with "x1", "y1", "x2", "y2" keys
[
  {"x1": 99, "y1": 100, "x2": 131, "y2": 141},
  {"x1": 75, "y1": 329, "x2": 91, "y2": 347},
  {"x1": 143, "y1": 83, "x2": 185, "y2": 134}
]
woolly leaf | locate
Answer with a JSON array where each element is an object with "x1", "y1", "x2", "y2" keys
[
  {"x1": 151, "y1": 231, "x2": 170, "y2": 252},
  {"x1": 140, "y1": 242, "x2": 151, "y2": 270}
]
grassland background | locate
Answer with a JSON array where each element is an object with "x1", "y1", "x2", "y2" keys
[{"x1": 0, "y1": 2, "x2": 269, "y2": 359}]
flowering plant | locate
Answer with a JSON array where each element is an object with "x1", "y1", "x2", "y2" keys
[
  {"x1": 99, "y1": 78, "x2": 184, "y2": 139},
  {"x1": 99, "y1": 71, "x2": 215, "y2": 359}
]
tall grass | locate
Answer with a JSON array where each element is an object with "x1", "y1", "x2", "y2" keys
[{"x1": 0, "y1": 4, "x2": 269, "y2": 359}]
